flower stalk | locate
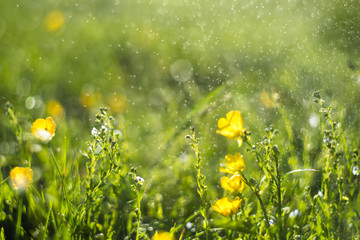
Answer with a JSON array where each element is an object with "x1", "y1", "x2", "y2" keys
[{"x1": 187, "y1": 127, "x2": 209, "y2": 240}]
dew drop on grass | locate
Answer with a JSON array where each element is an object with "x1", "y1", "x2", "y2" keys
[
  {"x1": 170, "y1": 59, "x2": 193, "y2": 82},
  {"x1": 186, "y1": 222, "x2": 192, "y2": 229},
  {"x1": 309, "y1": 114, "x2": 319, "y2": 128},
  {"x1": 25, "y1": 96, "x2": 36, "y2": 109}
]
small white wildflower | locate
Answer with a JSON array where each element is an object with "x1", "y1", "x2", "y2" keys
[
  {"x1": 101, "y1": 125, "x2": 108, "y2": 132},
  {"x1": 91, "y1": 127, "x2": 99, "y2": 136},
  {"x1": 282, "y1": 207, "x2": 290, "y2": 214},
  {"x1": 317, "y1": 191, "x2": 323, "y2": 198},
  {"x1": 289, "y1": 209, "x2": 300, "y2": 218},
  {"x1": 269, "y1": 219, "x2": 274, "y2": 226},
  {"x1": 353, "y1": 166, "x2": 359, "y2": 176},
  {"x1": 135, "y1": 176, "x2": 144, "y2": 185},
  {"x1": 186, "y1": 222, "x2": 193, "y2": 229}
]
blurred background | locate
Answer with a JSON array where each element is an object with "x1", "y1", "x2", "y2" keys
[{"x1": 1, "y1": 0, "x2": 360, "y2": 227}]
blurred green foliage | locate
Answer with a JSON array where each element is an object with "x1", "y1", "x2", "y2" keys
[{"x1": 1, "y1": 0, "x2": 360, "y2": 239}]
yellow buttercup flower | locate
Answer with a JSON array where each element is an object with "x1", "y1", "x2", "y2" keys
[
  {"x1": 219, "y1": 153, "x2": 245, "y2": 174},
  {"x1": 212, "y1": 197, "x2": 242, "y2": 216},
  {"x1": 45, "y1": 11, "x2": 65, "y2": 31},
  {"x1": 221, "y1": 175, "x2": 246, "y2": 193},
  {"x1": 79, "y1": 90, "x2": 101, "y2": 108},
  {"x1": 216, "y1": 110, "x2": 246, "y2": 146},
  {"x1": 10, "y1": 167, "x2": 33, "y2": 190},
  {"x1": 152, "y1": 231, "x2": 175, "y2": 240},
  {"x1": 260, "y1": 90, "x2": 280, "y2": 108},
  {"x1": 108, "y1": 94, "x2": 127, "y2": 113},
  {"x1": 31, "y1": 117, "x2": 56, "y2": 142},
  {"x1": 46, "y1": 100, "x2": 65, "y2": 118}
]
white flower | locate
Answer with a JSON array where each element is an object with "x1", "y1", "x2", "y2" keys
[
  {"x1": 91, "y1": 127, "x2": 99, "y2": 136},
  {"x1": 289, "y1": 209, "x2": 300, "y2": 218},
  {"x1": 135, "y1": 176, "x2": 144, "y2": 185},
  {"x1": 353, "y1": 166, "x2": 359, "y2": 176}
]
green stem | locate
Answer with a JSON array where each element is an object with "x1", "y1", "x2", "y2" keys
[
  {"x1": 201, "y1": 208, "x2": 209, "y2": 240},
  {"x1": 15, "y1": 195, "x2": 23, "y2": 240},
  {"x1": 278, "y1": 106, "x2": 296, "y2": 163},
  {"x1": 245, "y1": 141, "x2": 277, "y2": 184},
  {"x1": 135, "y1": 188, "x2": 142, "y2": 240},
  {"x1": 239, "y1": 172, "x2": 270, "y2": 227},
  {"x1": 322, "y1": 151, "x2": 331, "y2": 200},
  {"x1": 227, "y1": 227, "x2": 233, "y2": 239},
  {"x1": 49, "y1": 144, "x2": 72, "y2": 202},
  {"x1": 189, "y1": 129, "x2": 209, "y2": 239},
  {"x1": 0, "y1": 177, "x2": 9, "y2": 187},
  {"x1": 171, "y1": 211, "x2": 201, "y2": 234},
  {"x1": 51, "y1": 207, "x2": 58, "y2": 232},
  {"x1": 48, "y1": 144, "x2": 63, "y2": 179},
  {"x1": 275, "y1": 157, "x2": 284, "y2": 240},
  {"x1": 43, "y1": 201, "x2": 52, "y2": 240}
]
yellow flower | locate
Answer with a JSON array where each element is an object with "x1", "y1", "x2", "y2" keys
[
  {"x1": 108, "y1": 94, "x2": 127, "y2": 113},
  {"x1": 31, "y1": 117, "x2": 56, "y2": 142},
  {"x1": 45, "y1": 11, "x2": 65, "y2": 31},
  {"x1": 221, "y1": 175, "x2": 246, "y2": 193},
  {"x1": 212, "y1": 197, "x2": 242, "y2": 216},
  {"x1": 152, "y1": 231, "x2": 175, "y2": 240},
  {"x1": 46, "y1": 100, "x2": 65, "y2": 118},
  {"x1": 79, "y1": 90, "x2": 101, "y2": 108},
  {"x1": 10, "y1": 167, "x2": 33, "y2": 190},
  {"x1": 219, "y1": 153, "x2": 245, "y2": 174},
  {"x1": 260, "y1": 90, "x2": 280, "y2": 108},
  {"x1": 216, "y1": 110, "x2": 246, "y2": 146}
]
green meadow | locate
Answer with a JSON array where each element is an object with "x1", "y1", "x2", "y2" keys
[{"x1": 1, "y1": 0, "x2": 360, "y2": 239}]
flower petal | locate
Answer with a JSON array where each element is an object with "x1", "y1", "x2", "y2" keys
[
  {"x1": 221, "y1": 176, "x2": 234, "y2": 193},
  {"x1": 45, "y1": 117, "x2": 56, "y2": 136},
  {"x1": 231, "y1": 197, "x2": 242, "y2": 214},
  {"x1": 226, "y1": 111, "x2": 243, "y2": 131},
  {"x1": 217, "y1": 117, "x2": 230, "y2": 129}
]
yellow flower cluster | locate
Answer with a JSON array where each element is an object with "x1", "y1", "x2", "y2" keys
[
  {"x1": 221, "y1": 174, "x2": 246, "y2": 193},
  {"x1": 220, "y1": 153, "x2": 245, "y2": 174},
  {"x1": 212, "y1": 111, "x2": 247, "y2": 217},
  {"x1": 9, "y1": 116, "x2": 57, "y2": 190}
]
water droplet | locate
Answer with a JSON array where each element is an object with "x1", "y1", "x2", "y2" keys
[
  {"x1": 25, "y1": 96, "x2": 36, "y2": 109},
  {"x1": 170, "y1": 59, "x2": 193, "y2": 82},
  {"x1": 309, "y1": 114, "x2": 319, "y2": 128}
]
